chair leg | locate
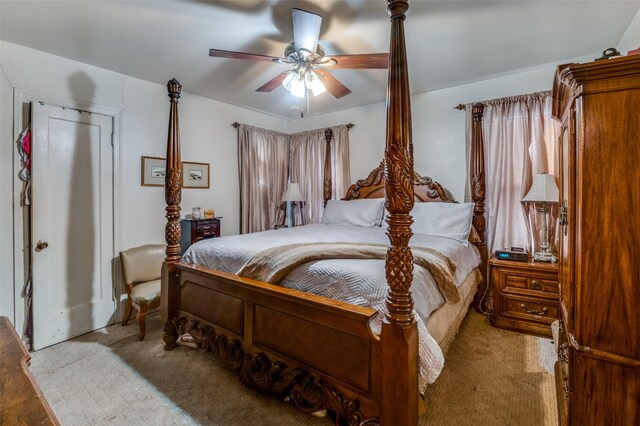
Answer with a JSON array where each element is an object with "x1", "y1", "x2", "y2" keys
[
  {"x1": 136, "y1": 305, "x2": 148, "y2": 341},
  {"x1": 122, "y1": 297, "x2": 133, "y2": 326}
]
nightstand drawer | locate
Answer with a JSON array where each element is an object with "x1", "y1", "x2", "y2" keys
[
  {"x1": 503, "y1": 271, "x2": 557, "y2": 294},
  {"x1": 500, "y1": 294, "x2": 559, "y2": 325}
]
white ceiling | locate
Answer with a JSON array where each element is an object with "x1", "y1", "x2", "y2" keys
[{"x1": 1, "y1": 1, "x2": 639, "y2": 119}]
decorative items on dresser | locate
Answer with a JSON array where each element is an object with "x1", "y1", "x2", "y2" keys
[
  {"x1": 489, "y1": 255, "x2": 559, "y2": 337},
  {"x1": 552, "y1": 55, "x2": 640, "y2": 426},
  {"x1": 179, "y1": 217, "x2": 221, "y2": 255}
]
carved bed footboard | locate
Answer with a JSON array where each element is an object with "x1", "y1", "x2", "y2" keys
[{"x1": 163, "y1": 262, "x2": 382, "y2": 423}]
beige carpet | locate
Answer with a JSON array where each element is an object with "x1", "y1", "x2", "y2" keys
[
  {"x1": 421, "y1": 311, "x2": 558, "y2": 426},
  {"x1": 30, "y1": 310, "x2": 557, "y2": 426}
]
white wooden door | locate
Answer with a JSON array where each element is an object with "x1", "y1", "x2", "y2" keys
[{"x1": 31, "y1": 102, "x2": 115, "y2": 350}]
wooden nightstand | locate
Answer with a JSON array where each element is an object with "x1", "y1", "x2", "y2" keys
[
  {"x1": 489, "y1": 255, "x2": 559, "y2": 338},
  {"x1": 180, "y1": 217, "x2": 221, "y2": 255}
]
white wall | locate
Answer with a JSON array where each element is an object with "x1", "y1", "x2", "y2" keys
[
  {"x1": 618, "y1": 8, "x2": 640, "y2": 54},
  {"x1": 0, "y1": 41, "x2": 287, "y2": 324},
  {"x1": 0, "y1": 53, "x2": 14, "y2": 318},
  {"x1": 289, "y1": 65, "x2": 564, "y2": 202}
]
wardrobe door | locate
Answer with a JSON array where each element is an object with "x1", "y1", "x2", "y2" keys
[{"x1": 558, "y1": 109, "x2": 575, "y2": 330}]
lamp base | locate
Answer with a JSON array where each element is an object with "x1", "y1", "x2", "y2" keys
[{"x1": 533, "y1": 251, "x2": 558, "y2": 263}]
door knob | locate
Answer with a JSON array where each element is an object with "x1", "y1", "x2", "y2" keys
[{"x1": 35, "y1": 241, "x2": 49, "y2": 252}]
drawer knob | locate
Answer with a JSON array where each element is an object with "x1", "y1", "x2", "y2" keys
[
  {"x1": 520, "y1": 303, "x2": 548, "y2": 316},
  {"x1": 530, "y1": 280, "x2": 542, "y2": 290}
]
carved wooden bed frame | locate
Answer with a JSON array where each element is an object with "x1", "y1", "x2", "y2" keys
[{"x1": 161, "y1": 1, "x2": 487, "y2": 424}]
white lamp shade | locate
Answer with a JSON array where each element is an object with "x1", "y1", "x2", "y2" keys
[
  {"x1": 522, "y1": 173, "x2": 559, "y2": 203},
  {"x1": 282, "y1": 183, "x2": 305, "y2": 202}
]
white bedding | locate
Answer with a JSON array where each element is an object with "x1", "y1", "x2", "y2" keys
[{"x1": 183, "y1": 224, "x2": 481, "y2": 390}]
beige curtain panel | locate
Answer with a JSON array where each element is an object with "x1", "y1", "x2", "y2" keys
[
  {"x1": 289, "y1": 124, "x2": 351, "y2": 226},
  {"x1": 329, "y1": 125, "x2": 351, "y2": 201},
  {"x1": 238, "y1": 124, "x2": 289, "y2": 234},
  {"x1": 289, "y1": 128, "x2": 326, "y2": 225},
  {"x1": 479, "y1": 91, "x2": 559, "y2": 254}
]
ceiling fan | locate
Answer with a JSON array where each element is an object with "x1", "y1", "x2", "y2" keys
[{"x1": 209, "y1": 8, "x2": 388, "y2": 99}]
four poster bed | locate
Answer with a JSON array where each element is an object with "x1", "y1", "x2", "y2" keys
[{"x1": 161, "y1": 1, "x2": 488, "y2": 425}]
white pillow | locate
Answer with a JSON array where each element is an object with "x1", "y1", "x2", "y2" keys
[
  {"x1": 411, "y1": 202, "x2": 475, "y2": 245},
  {"x1": 321, "y1": 199, "x2": 385, "y2": 227}
]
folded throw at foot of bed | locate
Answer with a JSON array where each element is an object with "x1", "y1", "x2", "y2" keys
[{"x1": 237, "y1": 242, "x2": 460, "y2": 304}]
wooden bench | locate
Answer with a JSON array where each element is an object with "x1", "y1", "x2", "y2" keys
[{"x1": 0, "y1": 316, "x2": 58, "y2": 425}]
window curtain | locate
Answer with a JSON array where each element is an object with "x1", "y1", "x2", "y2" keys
[
  {"x1": 238, "y1": 124, "x2": 289, "y2": 234},
  {"x1": 480, "y1": 91, "x2": 560, "y2": 254},
  {"x1": 329, "y1": 125, "x2": 351, "y2": 200},
  {"x1": 288, "y1": 125, "x2": 351, "y2": 225}
]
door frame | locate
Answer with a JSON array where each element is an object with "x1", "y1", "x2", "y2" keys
[{"x1": 11, "y1": 88, "x2": 124, "y2": 337}]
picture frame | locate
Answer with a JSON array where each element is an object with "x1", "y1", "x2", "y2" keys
[
  {"x1": 182, "y1": 161, "x2": 210, "y2": 189},
  {"x1": 141, "y1": 156, "x2": 166, "y2": 187}
]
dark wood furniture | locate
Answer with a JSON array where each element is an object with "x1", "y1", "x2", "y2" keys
[
  {"x1": 0, "y1": 316, "x2": 59, "y2": 425},
  {"x1": 160, "y1": 2, "x2": 488, "y2": 425},
  {"x1": 180, "y1": 217, "x2": 221, "y2": 255},
  {"x1": 489, "y1": 256, "x2": 559, "y2": 338},
  {"x1": 552, "y1": 55, "x2": 640, "y2": 425}
]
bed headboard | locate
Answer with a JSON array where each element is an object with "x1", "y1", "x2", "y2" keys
[{"x1": 342, "y1": 162, "x2": 452, "y2": 203}]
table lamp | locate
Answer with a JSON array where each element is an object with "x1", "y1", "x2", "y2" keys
[
  {"x1": 281, "y1": 183, "x2": 305, "y2": 227},
  {"x1": 521, "y1": 173, "x2": 559, "y2": 263}
]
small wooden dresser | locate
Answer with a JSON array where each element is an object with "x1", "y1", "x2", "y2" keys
[
  {"x1": 489, "y1": 256, "x2": 559, "y2": 338},
  {"x1": 0, "y1": 317, "x2": 59, "y2": 425},
  {"x1": 180, "y1": 217, "x2": 221, "y2": 255}
]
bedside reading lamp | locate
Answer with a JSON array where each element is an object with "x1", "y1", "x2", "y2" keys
[
  {"x1": 281, "y1": 183, "x2": 305, "y2": 227},
  {"x1": 521, "y1": 173, "x2": 559, "y2": 263}
]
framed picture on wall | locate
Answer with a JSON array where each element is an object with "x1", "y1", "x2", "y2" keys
[
  {"x1": 182, "y1": 161, "x2": 210, "y2": 189},
  {"x1": 141, "y1": 156, "x2": 166, "y2": 187}
]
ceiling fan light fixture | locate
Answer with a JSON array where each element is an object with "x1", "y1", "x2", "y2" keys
[
  {"x1": 305, "y1": 69, "x2": 326, "y2": 96},
  {"x1": 282, "y1": 67, "x2": 326, "y2": 98},
  {"x1": 282, "y1": 71, "x2": 306, "y2": 98}
]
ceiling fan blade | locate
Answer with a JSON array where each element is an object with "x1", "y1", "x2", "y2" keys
[
  {"x1": 292, "y1": 8, "x2": 322, "y2": 57},
  {"x1": 316, "y1": 70, "x2": 351, "y2": 99},
  {"x1": 209, "y1": 49, "x2": 282, "y2": 63},
  {"x1": 324, "y1": 53, "x2": 389, "y2": 69},
  {"x1": 256, "y1": 71, "x2": 291, "y2": 92}
]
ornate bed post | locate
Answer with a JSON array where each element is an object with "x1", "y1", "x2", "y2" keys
[
  {"x1": 469, "y1": 103, "x2": 488, "y2": 312},
  {"x1": 381, "y1": 1, "x2": 418, "y2": 425},
  {"x1": 161, "y1": 78, "x2": 182, "y2": 350},
  {"x1": 323, "y1": 128, "x2": 333, "y2": 206}
]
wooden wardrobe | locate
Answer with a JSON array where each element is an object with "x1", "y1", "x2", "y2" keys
[{"x1": 552, "y1": 55, "x2": 640, "y2": 425}]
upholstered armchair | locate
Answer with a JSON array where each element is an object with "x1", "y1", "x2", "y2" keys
[{"x1": 119, "y1": 244, "x2": 165, "y2": 341}]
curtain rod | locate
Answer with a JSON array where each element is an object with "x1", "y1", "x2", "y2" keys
[
  {"x1": 231, "y1": 122, "x2": 355, "y2": 130},
  {"x1": 454, "y1": 90, "x2": 552, "y2": 110}
]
